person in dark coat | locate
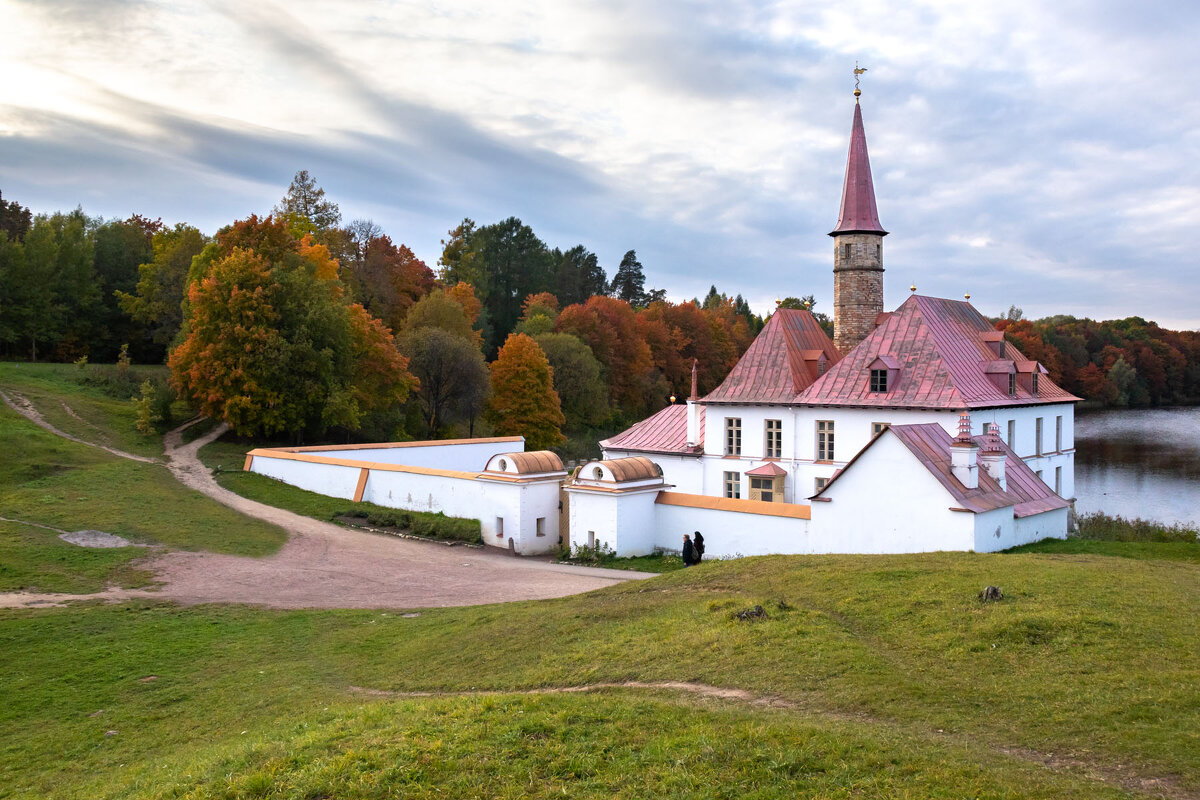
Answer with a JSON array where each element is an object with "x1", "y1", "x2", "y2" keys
[
  {"x1": 693, "y1": 531, "x2": 705, "y2": 563},
  {"x1": 681, "y1": 534, "x2": 697, "y2": 566}
]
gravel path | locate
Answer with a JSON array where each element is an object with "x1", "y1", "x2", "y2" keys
[{"x1": 0, "y1": 402, "x2": 649, "y2": 610}]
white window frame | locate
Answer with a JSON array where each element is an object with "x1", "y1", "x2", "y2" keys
[
  {"x1": 724, "y1": 417, "x2": 742, "y2": 456},
  {"x1": 816, "y1": 420, "x2": 835, "y2": 461},
  {"x1": 723, "y1": 471, "x2": 741, "y2": 499},
  {"x1": 765, "y1": 419, "x2": 782, "y2": 458}
]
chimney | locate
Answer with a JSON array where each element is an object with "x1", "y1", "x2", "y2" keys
[
  {"x1": 950, "y1": 412, "x2": 979, "y2": 489},
  {"x1": 979, "y1": 422, "x2": 1007, "y2": 490},
  {"x1": 686, "y1": 359, "x2": 700, "y2": 448}
]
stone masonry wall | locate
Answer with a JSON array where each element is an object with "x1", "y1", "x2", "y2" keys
[{"x1": 833, "y1": 232, "x2": 884, "y2": 354}]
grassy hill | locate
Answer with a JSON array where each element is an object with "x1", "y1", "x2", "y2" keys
[{"x1": 1, "y1": 364, "x2": 1198, "y2": 799}]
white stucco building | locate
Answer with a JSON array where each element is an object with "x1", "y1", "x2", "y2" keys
[{"x1": 244, "y1": 91, "x2": 1076, "y2": 560}]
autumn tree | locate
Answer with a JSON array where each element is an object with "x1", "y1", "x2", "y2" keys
[
  {"x1": 556, "y1": 295, "x2": 653, "y2": 415},
  {"x1": 169, "y1": 220, "x2": 414, "y2": 438},
  {"x1": 402, "y1": 288, "x2": 483, "y2": 348},
  {"x1": 486, "y1": 333, "x2": 566, "y2": 449},
  {"x1": 341, "y1": 234, "x2": 436, "y2": 332},
  {"x1": 514, "y1": 291, "x2": 559, "y2": 336}
]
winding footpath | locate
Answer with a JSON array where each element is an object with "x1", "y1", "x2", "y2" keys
[{"x1": 1, "y1": 394, "x2": 649, "y2": 609}]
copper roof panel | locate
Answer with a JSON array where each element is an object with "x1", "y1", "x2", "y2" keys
[
  {"x1": 600, "y1": 404, "x2": 704, "y2": 455},
  {"x1": 796, "y1": 295, "x2": 1079, "y2": 409},
  {"x1": 705, "y1": 309, "x2": 840, "y2": 403}
]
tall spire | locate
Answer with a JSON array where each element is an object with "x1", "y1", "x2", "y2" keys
[{"x1": 829, "y1": 101, "x2": 887, "y2": 237}]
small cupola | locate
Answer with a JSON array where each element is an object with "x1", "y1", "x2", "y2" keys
[
  {"x1": 950, "y1": 412, "x2": 979, "y2": 489},
  {"x1": 867, "y1": 355, "x2": 899, "y2": 393}
]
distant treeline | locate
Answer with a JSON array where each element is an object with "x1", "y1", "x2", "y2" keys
[
  {"x1": 0, "y1": 179, "x2": 771, "y2": 448},
  {"x1": 998, "y1": 309, "x2": 1200, "y2": 407}
]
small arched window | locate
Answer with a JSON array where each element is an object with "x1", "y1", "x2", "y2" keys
[
  {"x1": 592, "y1": 466, "x2": 604, "y2": 479},
  {"x1": 498, "y1": 458, "x2": 508, "y2": 471}
]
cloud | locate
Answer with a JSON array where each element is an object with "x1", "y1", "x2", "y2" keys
[{"x1": 2, "y1": 0, "x2": 1199, "y2": 328}]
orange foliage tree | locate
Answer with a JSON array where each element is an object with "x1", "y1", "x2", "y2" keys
[
  {"x1": 170, "y1": 218, "x2": 415, "y2": 438},
  {"x1": 556, "y1": 295, "x2": 653, "y2": 415},
  {"x1": 485, "y1": 333, "x2": 566, "y2": 450}
]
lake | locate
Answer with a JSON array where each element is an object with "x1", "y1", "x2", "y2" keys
[{"x1": 1074, "y1": 406, "x2": 1200, "y2": 528}]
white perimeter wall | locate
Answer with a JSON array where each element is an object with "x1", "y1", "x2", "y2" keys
[
  {"x1": 249, "y1": 447, "x2": 562, "y2": 556},
  {"x1": 304, "y1": 439, "x2": 520, "y2": 470}
]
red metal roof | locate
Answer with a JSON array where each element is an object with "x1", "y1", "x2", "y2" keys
[
  {"x1": 704, "y1": 308, "x2": 840, "y2": 403},
  {"x1": 830, "y1": 102, "x2": 887, "y2": 236},
  {"x1": 600, "y1": 403, "x2": 704, "y2": 455},
  {"x1": 814, "y1": 422, "x2": 1069, "y2": 518},
  {"x1": 746, "y1": 461, "x2": 788, "y2": 477},
  {"x1": 795, "y1": 295, "x2": 1080, "y2": 409}
]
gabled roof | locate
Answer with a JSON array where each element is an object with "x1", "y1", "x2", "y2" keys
[
  {"x1": 704, "y1": 308, "x2": 840, "y2": 403},
  {"x1": 813, "y1": 422, "x2": 1069, "y2": 518},
  {"x1": 746, "y1": 461, "x2": 788, "y2": 477},
  {"x1": 796, "y1": 295, "x2": 1080, "y2": 409},
  {"x1": 830, "y1": 102, "x2": 887, "y2": 236},
  {"x1": 600, "y1": 403, "x2": 703, "y2": 455}
]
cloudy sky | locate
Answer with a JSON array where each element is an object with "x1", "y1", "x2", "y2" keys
[{"x1": 2, "y1": 0, "x2": 1198, "y2": 328}]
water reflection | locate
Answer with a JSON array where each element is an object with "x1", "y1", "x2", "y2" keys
[{"x1": 1075, "y1": 407, "x2": 1200, "y2": 527}]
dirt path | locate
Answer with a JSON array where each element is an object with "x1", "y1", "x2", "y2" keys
[
  {"x1": 0, "y1": 389, "x2": 160, "y2": 464},
  {"x1": 1, "y1": 400, "x2": 649, "y2": 610}
]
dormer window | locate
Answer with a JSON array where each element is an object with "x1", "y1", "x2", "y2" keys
[
  {"x1": 1031, "y1": 372, "x2": 1040, "y2": 395},
  {"x1": 1008, "y1": 373, "x2": 1017, "y2": 396},
  {"x1": 867, "y1": 355, "x2": 899, "y2": 394}
]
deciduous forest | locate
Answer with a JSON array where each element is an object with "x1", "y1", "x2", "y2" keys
[{"x1": 2, "y1": 177, "x2": 1198, "y2": 453}]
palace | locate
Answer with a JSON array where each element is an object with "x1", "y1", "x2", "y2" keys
[{"x1": 247, "y1": 88, "x2": 1076, "y2": 559}]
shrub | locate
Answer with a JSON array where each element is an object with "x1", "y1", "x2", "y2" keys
[
  {"x1": 1075, "y1": 512, "x2": 1199, "y2": 543},
  {"x1": 341, "y1": 509, "x2": 481, "y2": 544}
]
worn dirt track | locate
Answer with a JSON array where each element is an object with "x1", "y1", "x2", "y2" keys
[{"x1": 1, "y1": 397, "x2": 649, "y2": 609}]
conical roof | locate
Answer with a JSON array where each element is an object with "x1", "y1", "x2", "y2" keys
[{"x1": 830, "y1": 102, "x2": 887, "y2": 236}]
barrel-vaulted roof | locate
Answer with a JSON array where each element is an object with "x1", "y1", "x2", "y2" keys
[
  {"x1": 796, "y1": 295, "x2": 1079, "y2": 409},
  {"x1": 704, "y1": 308, "x2": 840, "y2": 403},
  {"x1": 486, "y1": 450, "x2": 564, "y2": 474}
]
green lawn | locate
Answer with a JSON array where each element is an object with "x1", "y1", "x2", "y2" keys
[
  {"x1": 2, "y1": 547, "x2": 1197, "y2": 797},
  {"x1": 0, "y1": 367, "x2": 286, "y2": 593},
  {"x1": 0, "y1": 362, "x2": 168, "y2": 459},
  {"x1": 2, "y1": 363, "x2": 1198, "y2": 798}
]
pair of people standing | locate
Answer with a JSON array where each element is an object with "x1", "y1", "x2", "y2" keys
[{"x1": 682, "y1": 531, "x2": 705, "y2": 566}]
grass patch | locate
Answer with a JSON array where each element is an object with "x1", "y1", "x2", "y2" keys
[
  {"x1": 1010, "y1": 511, "x2": 1200, "y2": 562},
  {"x1": 559, "y1": 544, "x2": 685, "y2": 573},
  {"x1": 0, "y1": 403, "x2": 285, "y2": 579},
  {"x1": 3, "y1": 549, "x2": 1199, "y2": 797},
  {"x1": 0, "y1": 519, "x2": 154, "y2": 593},
  {"x1": 0, "y1": 362, "x2": 168, "y2": 459}
]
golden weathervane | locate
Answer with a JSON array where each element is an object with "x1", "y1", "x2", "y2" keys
[{"x1": 854, "y1": 63, "x2": 868, "y2": 100}]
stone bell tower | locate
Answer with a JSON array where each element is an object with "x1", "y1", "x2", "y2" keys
[{"x1": 830, "y1": 80, "x2": 887, "y2": 355}]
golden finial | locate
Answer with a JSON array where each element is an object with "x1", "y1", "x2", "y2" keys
[
  {"x1": 854, "y1": 62, "x2": 868, "y2": 101},
  {"x1": 910, "y1": 283, "x2": 917, "y2": 293},
  {"x1": 964, "y1": 292, "x2": 971, "y2": 300},
  {"x1": 669, "y1": 395, "x2": 676, "y2": 404}
]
